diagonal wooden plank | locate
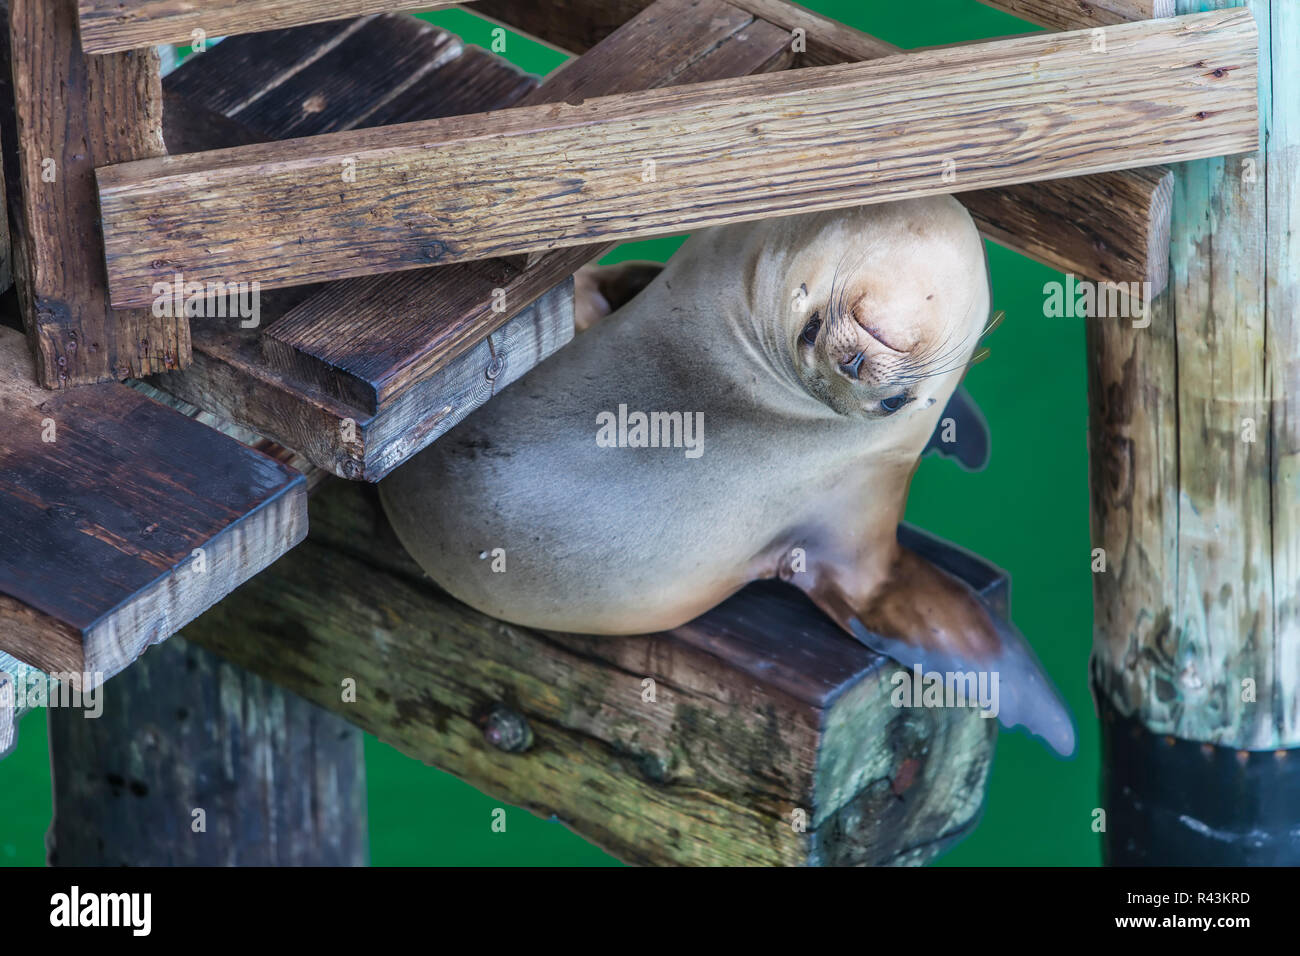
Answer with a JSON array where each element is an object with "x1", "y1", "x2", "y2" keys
[
  {"x1": 96, "y1": 10, "x2": 1258, "y2": 313},
  {"x1": 153, "y1": 14, "x2": 575, "y2": 481},
  {"x1": 76, "y1": 0, "x2": 460, "y2": 54},
  {"x1": 1, "y1": 0, "x2": 187, "y2": 387},
  {"x1": 257, "y1": 0, "x2": 793, "y2": 414},
  {"x1": 473, "y1": 0, "x2": 651, "y2": 54},
  {"x1": 0, "y1": 325, "x2": 307, "y2": 684},
  {"x1": 978, "y1": 0, "x2": 1174, "y2": 32},
  {"x1": 482, "y1": 0, "x2": 1176, "y2": 296}
]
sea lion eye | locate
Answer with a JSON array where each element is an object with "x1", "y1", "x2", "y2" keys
[
  {"x1": 880, "y1": 393, "x2": 909, "y2": 414},
  {"x1": 799, "y1": 312, "x2": 821, "y2": 346}
]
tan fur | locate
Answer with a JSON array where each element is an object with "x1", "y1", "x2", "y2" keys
[{"x1": 380, "y1": 197, "x2": 988, "y2": 632}]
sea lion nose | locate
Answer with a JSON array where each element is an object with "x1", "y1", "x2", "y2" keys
[{"x1": 839, "y1": 351, "x2": 866, "y2": 379}]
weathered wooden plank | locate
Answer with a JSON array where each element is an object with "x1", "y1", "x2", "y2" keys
[
  {"x1": 0, "y1": 650, "x2": 42, "y2": 760},
  {"x1": 472, "y1": 0, "x2": 652, "y2": 54},
  {"x1": 257, "y1": 0, "x2": 792, "y2": 413},
  {"x1": 183, "y1": 479, "x2": 999, "y2": 867},
  {"x1": 75, "y1": 0, "x2": 459, "y2": 54},
  {"x1": 978, "y1": 0, "x2": 1174, "y2": 31},
  {"x1": 744, "y1": 3, "x2": 1176, "y2": 295},
  {"x1": 2, "y1": 0, "x2": 186, "y2": 386},
  {"x1": 97, "y1": 10, "x2": 1258, "y2": 310},
  {"x1": 48, "y1": 637, "x2": 368, "y2": 866},
  {"x1": 480, "y1": 0, "x2": 1174, "y2": 295},
  {"x1": 161, "y1": 282, "x2": 574, "y2": 482},
  {"x1": 0, "y1": 324, "x2": 307, "y2": 679},
  {"x1": 1089, "y1": 0, "x2": 1297, "y2": 862},
  {"x1": 151, "y1": 16, "x2": 574, "y2": 480},
  {"x1": 728, "y1": 0, "x2": 901, "y2": 66},
  {"x1": 961, "y1": 166, "x2": 1174, "y2": 297},
  {"x1": 0, "y1": 124, "x2": 10, "y2": 293}
]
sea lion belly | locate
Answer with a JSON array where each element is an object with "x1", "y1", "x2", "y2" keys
[{"x1": 379, "y1": 295, "x2": 843, "y2": 634}]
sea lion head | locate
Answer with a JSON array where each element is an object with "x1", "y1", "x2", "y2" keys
[{"x1": 753, "y1": 197, "x2": 991, "y2": 427}]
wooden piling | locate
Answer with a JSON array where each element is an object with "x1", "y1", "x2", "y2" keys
[
  {"x1": 1085, "y1": 0, "x2": 1298, "y2": 863},
  {"x1": 47, "y1": 637, "x2": 368, "y2": 866}
]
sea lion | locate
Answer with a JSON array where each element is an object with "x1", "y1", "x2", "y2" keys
[{"x1": 380, "y1": 197, "x2": 1076, "y2": 756}]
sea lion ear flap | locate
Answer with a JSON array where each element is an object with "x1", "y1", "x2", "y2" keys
[{"x1": 922, "y1": 385, "x2": 990, "y2": 471}]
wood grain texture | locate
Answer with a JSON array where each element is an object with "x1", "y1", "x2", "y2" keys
[
  {"x1": 727, "y1": 0, "x2": 901, "y2": 66},
  {"x1": 47, "y1": 637, "x2": 368, "y2": 866},
  {"x1": 154, "y1": 15, "x2": 574, "y2": 480},
  {"x1": 978, "y1": 0, "x2": 1174, "y2": 31},
  {"x1": 481, "y1": 0, "x2": 1174, "y2": 292},
  {"x1": 961, "y1": 166, "x2": 1174, "y2": 295},
  {"x1": 0, "y1": 324, "x2": 307, "y2": 680},
  {"x1": 1089, "y1": 0, "x2": 1296, "y2": 749},
  {"x1": 472, "y1": 0, "x2": 653, "y2": 54},
  {"x1": 182, "y1": 480, "x2": 999, "y2": 867},
  {"x1": 160, "y1": 280, "x2": 574, "y2": 481},
  {"x1": 97, "y1": 10, "x2": 1258, "y2": 309},
  {"x1": 259, "y1": 0, "x2": 792, "y2": 413},
  {"x1": 2, "y1": 0, "x2": 187, "y2": 386},
  {"x1": 0, "y1": 124, "x2": 10, "y2": 293},
  {"x1": 76, "y1": 0, "x2": 459, "y2": 53}
]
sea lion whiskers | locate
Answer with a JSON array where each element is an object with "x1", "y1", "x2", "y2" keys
[{"x1": 892, "y1": 307, "x2": 1005, "y2": 385}]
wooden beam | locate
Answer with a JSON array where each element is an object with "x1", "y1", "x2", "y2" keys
[
  {"x1": 480, "y1": 0, "x2": 1174, "y2": 296},
  {"x1": 978, "y1": 0, "x2": 1174, "y2": 31},
  {"x1": 48, "y1": 636, "x2": 368, "y2": 866},
  {"x1": 746, "y1": 1, "x2": 1176, "y2": 295},
  {"x1": 96, "y1": 10, "x2": 1258, "y2": 310},
  {"x1": 1, "y1": 0, "x2": 186, "y2": 387},
  {"x1": 1088, "y1": 0, "x2": 1299, "y2": 863},
  {"x1": 0, "y1": 324, "x2": 307, "y2": 680},
  {"x1": 961, "y1": 167, "x2": 1174, "y2": 298},
  {"x1": 257, "y1": 0, "x2": 792, "y2": 414},
  {"x1": 75, "y1": 0, "x2": 460, "y2": 54},
  {"x1": 182, "y1": 479, "x2": 1000, "y2": 867},
  {"x1": 168, "y1": 282, "x2": 574, "y2": 481},
  {"x1": 472, "y1": 0, "x2": 652, "y2": 54},
  {"x1": 154, "y1": 15, "x2": 575, "y2": 480}
]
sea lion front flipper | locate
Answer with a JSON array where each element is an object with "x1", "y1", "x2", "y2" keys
[
  {"x1": 922, "y1": 385, "x2": 989, "y2": 470},
  {"x1": 573, "y1": 260, "x2": 665, "y2": 332},
  {"x1": 800, "y1": 546, "x2": 1076, "y2": 757}
]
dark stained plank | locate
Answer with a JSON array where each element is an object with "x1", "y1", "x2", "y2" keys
[
  {"x1": 0, "y1": 324, "x2": 307, "y2": 680},
  {"x1": 256, "y1": 0, "x2": 793, "y2": 414},
  {"x1": 183, "y1": 479, "x2": 1002, "y2": 866},
  {"x1": 2, "y1": 0, "x2": 186, "y2": 387},
  {"x1": 153, "y1": 14, "x2": 574, "y2": 481},
  {"x1": 76, "y1": 0, "x2": 459, "y2": 54}
]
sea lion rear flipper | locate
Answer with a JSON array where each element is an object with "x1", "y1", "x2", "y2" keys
[
  {"x1": 923, "y1": 385, "x2": 989, "y2": 471},
  {"x1": 801, "y1": 546, "x2": 1075, "y2": 757}
]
